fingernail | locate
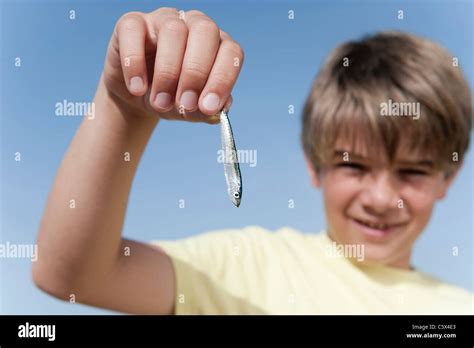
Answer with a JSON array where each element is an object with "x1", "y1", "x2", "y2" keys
[
  {"x1": 180, "y1": 90, "x2": 198, "y2": 110},
  {"x1": 154, "y1": 92, "x2": 172, "y2": 109},
  {"x1": 202, "y1": 93, "x2": 220, "y2": 112},
  {"x1": 130, "y1": 76, "x2": 144, "y2": 93}
]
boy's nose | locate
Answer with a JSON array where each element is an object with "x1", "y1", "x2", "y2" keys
[{"x1": 359, "y1": 171, "x2": 400, "y2": 215}]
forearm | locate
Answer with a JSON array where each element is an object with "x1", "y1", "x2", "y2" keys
[{"x1": 34, "y1": 77, "x2": 159, "y2": 293}]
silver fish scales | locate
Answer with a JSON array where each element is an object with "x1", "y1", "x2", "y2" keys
[{"x1": 219, "y1": 109, "x2": 242, "y2": 207}]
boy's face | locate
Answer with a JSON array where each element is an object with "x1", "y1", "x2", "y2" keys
[{"x1": 306, "y1": 137, "x2": 459, "y2": 269}]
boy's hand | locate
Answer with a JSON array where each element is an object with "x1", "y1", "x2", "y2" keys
[{"x1": 103, "y1": 7, "x2": 244, "y2": 124}]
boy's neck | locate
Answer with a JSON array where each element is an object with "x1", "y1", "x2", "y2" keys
[{"x1": 326, "y1": 232, "x2": 413, "y2": 270}]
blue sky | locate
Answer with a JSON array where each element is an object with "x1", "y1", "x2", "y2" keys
[{"x1": 0, "y1": 0, "x2": 472, "y2": 314}]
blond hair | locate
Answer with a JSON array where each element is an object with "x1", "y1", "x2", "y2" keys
[{"x1": 302, "y1": 31, "x2": 472, "y2": 174}]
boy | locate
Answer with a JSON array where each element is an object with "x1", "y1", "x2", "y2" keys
[{"x1": 33, "y1": 7, "x2": 473, "y2": 314}]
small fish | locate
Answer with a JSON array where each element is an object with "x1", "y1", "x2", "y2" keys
[{"x1": 219, "y1": 109, "x2": 242, "y2": 207}]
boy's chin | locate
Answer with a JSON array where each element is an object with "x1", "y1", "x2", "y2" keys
[
  {"x1": 329, "y1": 229, "x2": 412, "y2": 268},
  {"x1": 357, "y1": 245, "x2": 405, "y2": 268}
]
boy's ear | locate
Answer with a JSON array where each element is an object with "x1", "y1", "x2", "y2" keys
[
  {"x1": 436, "y1": 161, "x2": 463, "y2": 200},
  {"x1": 304, "y1": 154, "x2": 321, "y2": 188}
]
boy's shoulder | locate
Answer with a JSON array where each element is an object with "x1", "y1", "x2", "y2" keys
[
  {"x1": 153, "y1": 225, "x2": 324, "y2": 263},
  {"x1": 176, "y1": 224, "x2": 317, "y2": 244},
  {"x1": 417, "y1": 270, "x2": 474, "y2": 302},
  {"x1": 195, "y1": 226, "x2": 474, "y2": 294}
]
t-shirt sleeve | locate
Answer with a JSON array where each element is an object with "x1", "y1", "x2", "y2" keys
[{"x1": 150, "y1": 227, "x2": 269, "y2": 315}]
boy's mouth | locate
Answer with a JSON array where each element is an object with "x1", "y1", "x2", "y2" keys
[{"x1": 350, "y1": 217, "x2": 407, "y2": 238}]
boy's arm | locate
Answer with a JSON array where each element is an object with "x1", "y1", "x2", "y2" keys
[
  {"x1": 33, "y1": 82, "x2": 176, "y2": 314},
  {"x1": 32, "y1": 8, "x2": 243, "y2": 314}
]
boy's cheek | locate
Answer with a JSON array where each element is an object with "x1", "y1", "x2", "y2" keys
[
  {"x1": 405, "y1": 199, "x2": 434, "y2": 237},
  {"x1": 322, "y1": 174, "x2": 361, "y2": 224},
  {"x1": 401, "y1": 186, "x2": 438, "y2": 223},
  {"x1": 323, "y1": 186, "x2": 359, "y2": 244},
  {"x1": 322, "y1": 171, "x2": 359, "y2": 200}
]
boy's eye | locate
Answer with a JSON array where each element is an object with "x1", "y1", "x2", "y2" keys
[
  {"x1": 336, "y1": 162, "x2": 367, "y2": 171},
  {"x1": 399, "y1": 168, "x2": 428, "y2": 176}
]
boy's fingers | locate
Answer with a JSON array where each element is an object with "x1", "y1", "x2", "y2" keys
[
  {"x1": 116, "y1": 12, "x2": 148, "y2": 96},
  {"x1": 176, "y1": 95, "x2": 233, "y2": 125},
  {"x1": 175, "y1": 12, "x2": 221, "y2": 114},
  {"x1": 199, "y1": 36, "x2": 243, "y2": 115},
  {"x1": 145, "y1": 7, "x2": 181, "y2": 43},
  {"x1": 149, "y1": 18, "x2": 188, "y2": 112},
  {"x1": 224, "y1": 94, "x2": 233, "y2": 110}
]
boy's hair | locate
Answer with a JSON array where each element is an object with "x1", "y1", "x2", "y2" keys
[{"x1": 302, "y1": 31, "x2": 472, "y2": 175}]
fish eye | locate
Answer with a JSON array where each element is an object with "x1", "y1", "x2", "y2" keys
[{"x1": 233, "y1": 192, "x2": 240, "y2": 198}]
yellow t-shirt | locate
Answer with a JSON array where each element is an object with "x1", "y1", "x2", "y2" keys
[{"x1": 152, "y1": 225, "x2": 473, "y2": 314}]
